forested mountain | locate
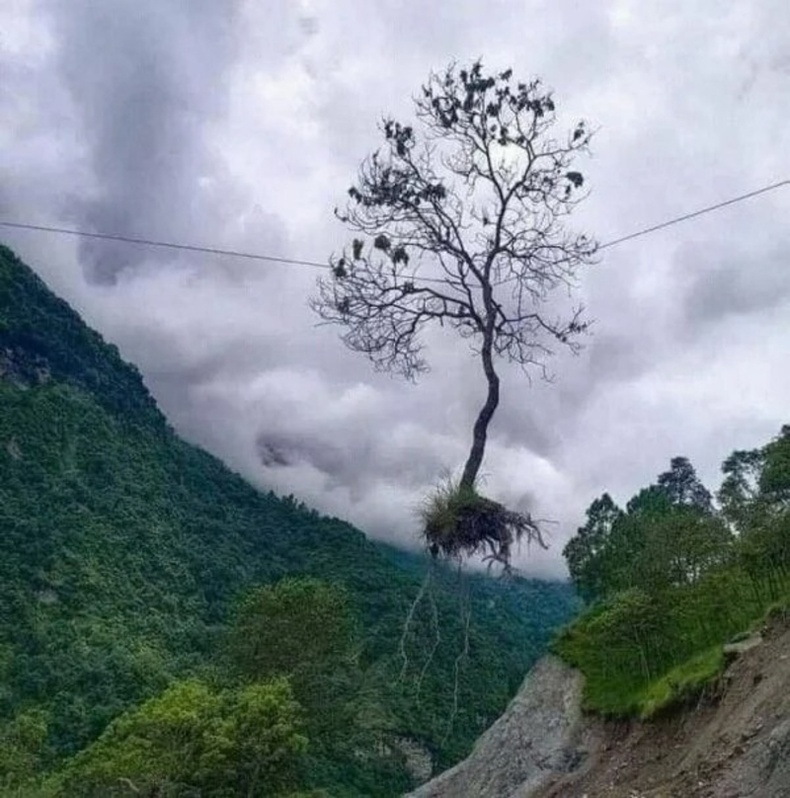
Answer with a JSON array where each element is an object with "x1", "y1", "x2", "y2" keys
[{"x1": 0, "y1": 244, "x2": 577, "y2": 796}]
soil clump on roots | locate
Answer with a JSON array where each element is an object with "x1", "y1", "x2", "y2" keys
[{"x1": 421, "y1": 482, "x2": 545, "y2": 572}]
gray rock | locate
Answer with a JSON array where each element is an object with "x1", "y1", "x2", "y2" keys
[{"x1": 405, "y1": 656, "x2": 586, "y2": 798}]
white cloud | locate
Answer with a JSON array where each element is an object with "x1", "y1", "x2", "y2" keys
[{"x1": 2, "y1": 0, "x2": 789, "y2": 578}]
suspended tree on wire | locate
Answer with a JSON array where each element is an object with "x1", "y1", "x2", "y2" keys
[{"x1": 313, "y1": 61, "x2": 597, "y2": 571}]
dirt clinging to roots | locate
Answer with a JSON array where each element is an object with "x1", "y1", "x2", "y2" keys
[{"x1": 424, "y1": 495, "x2": 542, "y2": 571}]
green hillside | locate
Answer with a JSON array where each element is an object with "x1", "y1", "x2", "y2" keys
[
  {"x1": 556, "y1": 437, "x2": 790, "y2": 719},
  {"x1": 0, "y1": 244, "x2": 577, "y2": 796}
]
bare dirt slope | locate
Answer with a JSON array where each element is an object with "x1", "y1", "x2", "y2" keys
[{"x1": 408, "y1": 611, "x2": 790, "y2": 798}]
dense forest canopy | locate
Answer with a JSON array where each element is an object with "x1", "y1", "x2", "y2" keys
[{"x1": 0, "y1": 243, "x2": 577, "y2": 796}]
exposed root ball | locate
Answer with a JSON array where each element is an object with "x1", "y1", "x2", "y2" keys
[{"x1": 421, "y1": 484, "x2": 544, "y2": 571}]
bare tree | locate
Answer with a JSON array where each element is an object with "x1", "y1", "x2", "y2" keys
[{"x1": 312, "y1": 61, "x2": 597, "y2": 564}]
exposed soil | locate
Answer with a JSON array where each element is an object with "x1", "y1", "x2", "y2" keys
[{"x1": 407, "y1": 611, "x2": 790, "y2": 798}]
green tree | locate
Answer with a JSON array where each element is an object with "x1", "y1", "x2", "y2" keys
[
  {"x1": 719, "y1": 428, "x2": 790, "y2": 593},
  {"x1": 557, "y1": 429, "x2": 790, "y2": 718},
  {"x1": 55, "y1": 678, "x2": 306, "y2": 797},
  {"x1": 562, "y1": 493, "x2": 623, "y2": 602},
  {"x1": 656, "y1": 456, "x2": 713, "y2": 512},
  {"x1": 633, "y1": 511, "x2": 732, "y2": 590},
  {"x1": 228, "y1": 577, "x2": 360, "y2": 744},
  {"x1": 719, "y1": 448, "x2": 764, "y2": 530},
  {"x1": 0, "y1": 708, "x2": 50, "y2": 790},
  {"x1": 565, "y1": 458, "x2": 728, "y2": 601},
  {"x1": 229, "y1": 578, "x2": 354, "y2": 686},
  {"x1": 760, "y1": 424, "x2": 790, "y2": 504}
]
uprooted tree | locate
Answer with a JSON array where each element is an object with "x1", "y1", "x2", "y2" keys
[{"x1": 313, "y1": 61, "x2": 597, "y2": 570}]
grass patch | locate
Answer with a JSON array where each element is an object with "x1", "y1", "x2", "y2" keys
[
  {"x1": 638, "y1": 646, "x2": 724, "y2": 719},
  {"x1": 762, "y1": 598, "x2": 790, "y2": 624},
  {"x1": 554, "y1": 571, "x2": 790, "y2": 720}
]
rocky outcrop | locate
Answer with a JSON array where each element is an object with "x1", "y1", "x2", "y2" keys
[{"x1": 406, "y1": 655, "x2": 588, "y2": 798}]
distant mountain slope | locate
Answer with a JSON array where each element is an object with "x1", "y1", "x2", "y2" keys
[
  {"x1": 0, "y1": 243, "x2": 578, "y2": 794},
  {"x1": 0, "y1": 245, "x2": 160, "y2": 423}
]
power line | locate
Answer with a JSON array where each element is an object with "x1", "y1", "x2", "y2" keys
[
  {"x1": 0, "y1": 218, "x2": 444, "y2": 285},
  {"x1": 0, "y1": 220, "x2": 330, "y2": 269},
  {"x1": 597, "y1": 178, "x2": 790, "y2": 250},
  {"x1": 1, "y1": 178, "x2": 788, "y2": 277}
]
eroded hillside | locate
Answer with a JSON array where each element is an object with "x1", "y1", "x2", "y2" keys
[{"x1": 409, "y1": 609, "x2": 790, "y2": 798}]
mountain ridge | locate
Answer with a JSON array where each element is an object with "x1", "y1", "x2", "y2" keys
[{"x1": 0, "y1": 244, "x2": 161, "y2": 425}]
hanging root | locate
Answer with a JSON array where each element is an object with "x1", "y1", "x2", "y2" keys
[
  {"x1": 415, "y1": 583, "x2": 440, "y2": 701},
  {"x1": 398, "y1": 563, "x2": 434, "y2": 682},
  {"x1": 443, "y1": 570, "x2": 472, "y2": 745}
]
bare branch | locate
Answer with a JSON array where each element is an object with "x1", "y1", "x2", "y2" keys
[{"x1": 311, "y1": 59, "x2": 598, "y2": 490}]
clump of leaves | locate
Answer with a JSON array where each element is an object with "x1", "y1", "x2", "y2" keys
[{"x1": 420, "y1": 479, "x2": 544, "y2": 572}]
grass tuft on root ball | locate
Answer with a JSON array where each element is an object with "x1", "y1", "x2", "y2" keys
[{"x1": 420, "y1": 479, "x2": 545, "y2": 572}]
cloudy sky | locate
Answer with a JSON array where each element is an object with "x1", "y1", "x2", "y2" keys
[{"x1": 2, "y1": 0, "x2": 789, "y2": 577}]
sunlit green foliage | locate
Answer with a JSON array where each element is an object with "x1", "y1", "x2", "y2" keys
[
  {"x1": 0, "y1": 708, "x2": 51, "y2": 790},
  {"x1": 52, "y1": 678, "x2": 306, "y2": 797}
]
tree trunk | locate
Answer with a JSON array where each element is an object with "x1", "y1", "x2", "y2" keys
[{"x1": 460, "y1": 330, "x2": 500, "y2": 490}]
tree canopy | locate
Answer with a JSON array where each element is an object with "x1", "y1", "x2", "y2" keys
[
  {"x1": 563, "y1": 457, "x2": 729, "y2": 602},
  {"x1": 56, "y1": 678, "x2": 307, "y2": 797}
]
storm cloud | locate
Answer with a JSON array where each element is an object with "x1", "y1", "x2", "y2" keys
[
  {"x1": 1, "y1": 0, "x2": 789, "y2": 577},
  {"x1": 680, "y1": 241, "x2": 790, "y2": 328}
]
